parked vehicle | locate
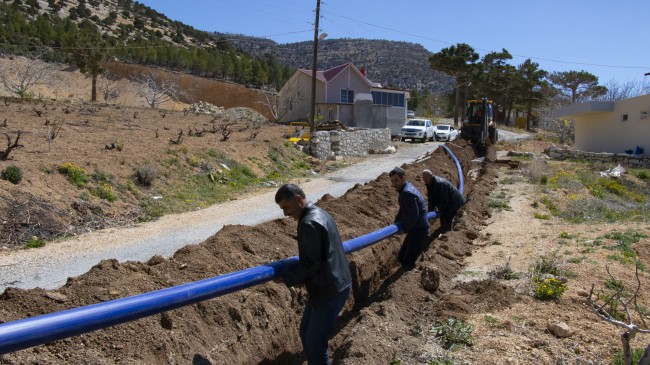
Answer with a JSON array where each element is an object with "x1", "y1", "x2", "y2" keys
[
  {"x1": 400, "y1": 118, "x2": 434, "y2": 142},
  {"x1": 406, "y1": 110, "x2": 415, "y2": 118},
  {"x1": 433, "y1": 124, "x2": 458, "y2": 141}
]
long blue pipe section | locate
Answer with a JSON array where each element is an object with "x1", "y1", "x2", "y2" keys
[{"x1": 0, "y1": 144, "x2": 464, "y2": 355}]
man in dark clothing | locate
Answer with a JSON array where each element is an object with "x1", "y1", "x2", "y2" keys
[
  {"x1": 389, "y1": 167, "x2": 430, "y2": 270},
  {"x1": 275, "y1": 184, "x2": 352, "y2": 365},
  {"x1": 421, "y1": 169, "x2": 466, "y2": 234}
]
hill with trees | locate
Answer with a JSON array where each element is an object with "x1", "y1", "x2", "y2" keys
[
  {"x1": 0, "y1": 0, "x2": 293, "y2": 92},
  {"x1": 212, "y1": 33, "x2": 455, "y2": 93}
]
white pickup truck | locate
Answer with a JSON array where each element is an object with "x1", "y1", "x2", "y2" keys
[{"x1": 400, "y1": 118, "x2": 434, "y2": 142}]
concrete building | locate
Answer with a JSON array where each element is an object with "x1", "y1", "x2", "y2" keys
[
  {"x1": 277, "y1": 63, "x2": 410, "y2": 136},
  {"x1": 553, "y1": 94, "x2": 650, "y2": 154}
]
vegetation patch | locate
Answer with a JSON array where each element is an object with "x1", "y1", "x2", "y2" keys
[
  {"x1": 58, "y1": 162, "x2": 89, "y2": 187},
  {"x1": 25, "y1": 237, "x2": 45, "y2": 249},
  {"x1": 535, "y1": 162, "x2": 650, "y2": 223},
  {"x1": 1, "y1": 165, "x2": 22, "y2": 184},
  {"x1": 430, "y1": 318, "x2": 474, "y2": 349},
  {"x1": 534, "y1": 277, "x2": 567, "y2": 300}
]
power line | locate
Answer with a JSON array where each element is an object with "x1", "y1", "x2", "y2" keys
[{"x1": 319, "y1": 9, "x2": 649, "y2": 71}]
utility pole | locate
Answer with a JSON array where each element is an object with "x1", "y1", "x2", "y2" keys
[{"x1": 309, "y1": 0, "x2": 321, "y2": 154}]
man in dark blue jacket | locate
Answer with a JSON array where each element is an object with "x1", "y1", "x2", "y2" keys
[
  {"x1": 389, "y1": 167, "x2": 429, "y2": 270},
  {"x1": 275, "y1": 184, "x2": 352, "y2": 365},
  {"x1": 422, "y1": 169, "x2": 466, "y2": 234}
]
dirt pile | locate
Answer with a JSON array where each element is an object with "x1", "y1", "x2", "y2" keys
[{"x1": 0, "y1": 139, "x2": 510, "y2": 364}]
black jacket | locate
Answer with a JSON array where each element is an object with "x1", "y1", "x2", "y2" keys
[
  {"x1": 394, "y1": 182, "x2": 430, "y2": 233},
  {"x1": 283, "y1": 203, "x2": 352, "y2": 307},
  {"x1": 425, "y1": 176, "x2": 466, "y2": 214}
]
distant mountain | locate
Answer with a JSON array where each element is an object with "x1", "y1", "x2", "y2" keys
[
  {"x1": 0, "y1": 0, "x2": 452, "y2": 93},
  {"x1": 213, "y1": 33, "x2": 454, "y2": 93}
]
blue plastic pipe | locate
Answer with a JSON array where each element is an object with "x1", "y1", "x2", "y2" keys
[
  {"x1": 442, "y1": 144, "x2": 464, "y2": 195},
  {"x1": 0, "y1": 146, "x2": 463, "y2": 355}
]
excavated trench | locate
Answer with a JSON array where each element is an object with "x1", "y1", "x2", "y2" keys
[{"x1": 0, "y1": 139, "x2": 511, "y2": 364}]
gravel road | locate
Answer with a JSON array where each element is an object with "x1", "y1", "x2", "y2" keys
[{"x1": 0, "y1": 142, "x2": 441, "y2": 292}]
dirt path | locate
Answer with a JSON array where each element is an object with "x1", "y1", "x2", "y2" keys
[{"x1": 0, "y1": 142, "x2": 440, "y2": 292}]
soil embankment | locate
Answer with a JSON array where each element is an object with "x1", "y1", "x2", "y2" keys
[{"x1": 0, "y1": 139, "x2": 508, "y2": 364}]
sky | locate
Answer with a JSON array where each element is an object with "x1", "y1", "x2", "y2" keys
[{"x1": 137, "y1": 0, "x2": 650, "y2": 86}]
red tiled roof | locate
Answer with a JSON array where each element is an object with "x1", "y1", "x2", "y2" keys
[{"x1": 298, "y1": 62, "x2": 373, "y2": 85}]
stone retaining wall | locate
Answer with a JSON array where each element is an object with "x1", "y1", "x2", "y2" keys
[
  {"x1": 545, "y1": 146, "x2": 650, "y2": 168},
  {"x1": 311, "y1": 129, "x2": 391, "y2": 160}
]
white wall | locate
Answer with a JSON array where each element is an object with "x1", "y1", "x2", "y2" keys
[{"x1": 576, "y1": 94, "x2": 650, "y2": 154}]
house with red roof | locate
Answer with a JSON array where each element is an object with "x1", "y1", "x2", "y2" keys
[{"x1": 277, "y1": 62, "x2": 410, "y2": 136}]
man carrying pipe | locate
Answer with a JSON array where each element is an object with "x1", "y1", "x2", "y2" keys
[
  {"x1": 274, "y1": 184, "x2": 351, "y2": 365},
  {"x1": 389, "y1": 167, "x2": 429, "y2": 271},
  {"x1": 421, "y1": 169, "x2": 466, "y2": 236}
]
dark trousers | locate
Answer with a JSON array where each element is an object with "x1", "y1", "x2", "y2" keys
[
  {"x1": 439, "y1": 206, "x2": 460, "y2": 233},
  {"x1": 299, "y1": 286, "x2": 350, "y2": 365},
  {"x1": 397, "y1": 228, "x2": 428, "y2": 268}
]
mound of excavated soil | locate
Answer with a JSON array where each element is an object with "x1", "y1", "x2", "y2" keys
[{"x1": 0, "y1": 139, "x2": 506, "y2": 364}]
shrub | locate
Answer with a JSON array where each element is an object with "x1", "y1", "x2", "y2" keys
[
  {"x1": 25, "y1": 237, "x2": 45, "y2": 248},
  {"x1": 530, "y1": 254, "x2": 565, "y2": 277},
  {"x1": 1, "y1": 165, "x2": 22, "y2": 184},
  {"x1": 612, "y1": 348, "x2": 645, "y2": 365},
  {"x1": 58, "y1": 162, "x2": 89, "y2": 187},
  {"x1": 135, "y1": 165, "x2": 158, "y2": 186},
  {"x1": 534, "y1": 212, "x2": 549, "y2": 220},
  {"x1": 90, "y1": 182, "x2": 117, "y2": 202},
  {"x1": 488, "y1": 263, "x2": 519, "y2": 280},
  {"x1": 534, "y1": 277, "x2": 567, "y2": 300},
  {"x1": 430, "y1": 318, "x2": 474, "y2": 349},
  {"x1": 636, "y1": 170, "x2": 650, "y2": 180}
]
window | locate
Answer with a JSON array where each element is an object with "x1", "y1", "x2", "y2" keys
[
  {"x1": 371, "y1": 91, "x2": 406, "y2": 107},
  {"x1": 340, "y1": 89, "x2": 354, "y2": 103}
]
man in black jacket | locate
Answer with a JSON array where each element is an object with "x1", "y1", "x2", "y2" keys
[
  {"x1": 275, "y1": 184, "x2": 352, "y2": 365},
  {"x1": 421, "y1": 169, "x2": 466, "y2": 234},
  {"x1": 389, "y1": 167, "x2": 429, "y2": 270}
]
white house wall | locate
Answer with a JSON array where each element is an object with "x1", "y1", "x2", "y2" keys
[{"x1": 576, "y1": 94, "x2": 650, "y2": 154}]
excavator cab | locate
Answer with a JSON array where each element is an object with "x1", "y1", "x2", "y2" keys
[{"x1": 461, "y1": 98, "x2": 497, "y2": 152}]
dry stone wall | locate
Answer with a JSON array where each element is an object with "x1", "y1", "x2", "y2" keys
[
  {"x1": 311, "y1": 129, "x2": 391, "y2": 160},
  {"x1": 545, "y1": 146, "x2": 650, "y2": 168}
]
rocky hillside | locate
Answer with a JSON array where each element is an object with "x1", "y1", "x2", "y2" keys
[{"x1": 215, "y1": 33, "x2": 455, "y2": 93}]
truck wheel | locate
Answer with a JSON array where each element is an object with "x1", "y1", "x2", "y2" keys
[{"x1": 421, "y1": 133, "x2": 427, "y2": 143}]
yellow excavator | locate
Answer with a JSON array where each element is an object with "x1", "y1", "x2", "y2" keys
[{"x1": 461, "y1": 98, "x2": 498, "y2": 152}]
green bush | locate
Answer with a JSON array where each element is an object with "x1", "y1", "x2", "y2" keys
[
  {"x1": 1, "y1": 165, "x2": 22, "y2": 184},
  {"x1": 534, "y1": 277, "x2": 567, "y2": 300},
  {"x1": 90, "y1": 183, "x2": 117, "y2": 202},
  {"x1": 612, "y1": 347, "x2": 644, "y2": 365},
  {"x1": 636, "y1": 170, "x2": 650, "y2": 180},
  {"x1": 25, "y1": 237, "x2": 45, "y2": 248},
  {"x1": 430, "y1": 318, "x2": 474, "y2": 349},
  {"x1": 58, "y1": 162, "x2": 89, "y2": 187}
]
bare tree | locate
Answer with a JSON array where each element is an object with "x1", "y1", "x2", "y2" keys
[
  {"x1": 538, "y1": 97, "x2": 574, "y2": 144},
  {"x1": 98, "y1": 71, "x2": 123, "y2": 105},
  {"x1": 588, "y1": 266, "x2": 650, "y2": 365},
  {"x1": 595, "y1": 79, "x2": 645, "y2": 101},
  {"x1": 45, "y1": 118, "x2": 64, "y2": 151},
  {"x1": 0, "y1": 55, "x2": 56, "y2": 100},
  {"x1": 220, "y1": 122, "x2": 236, "y2": 141},
  {"x1": 131, "y1": 71, "x2": 188, "y2": 109},
  {"x1": 1, "y1": 131, "x2": 24, "y2": 160}
]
